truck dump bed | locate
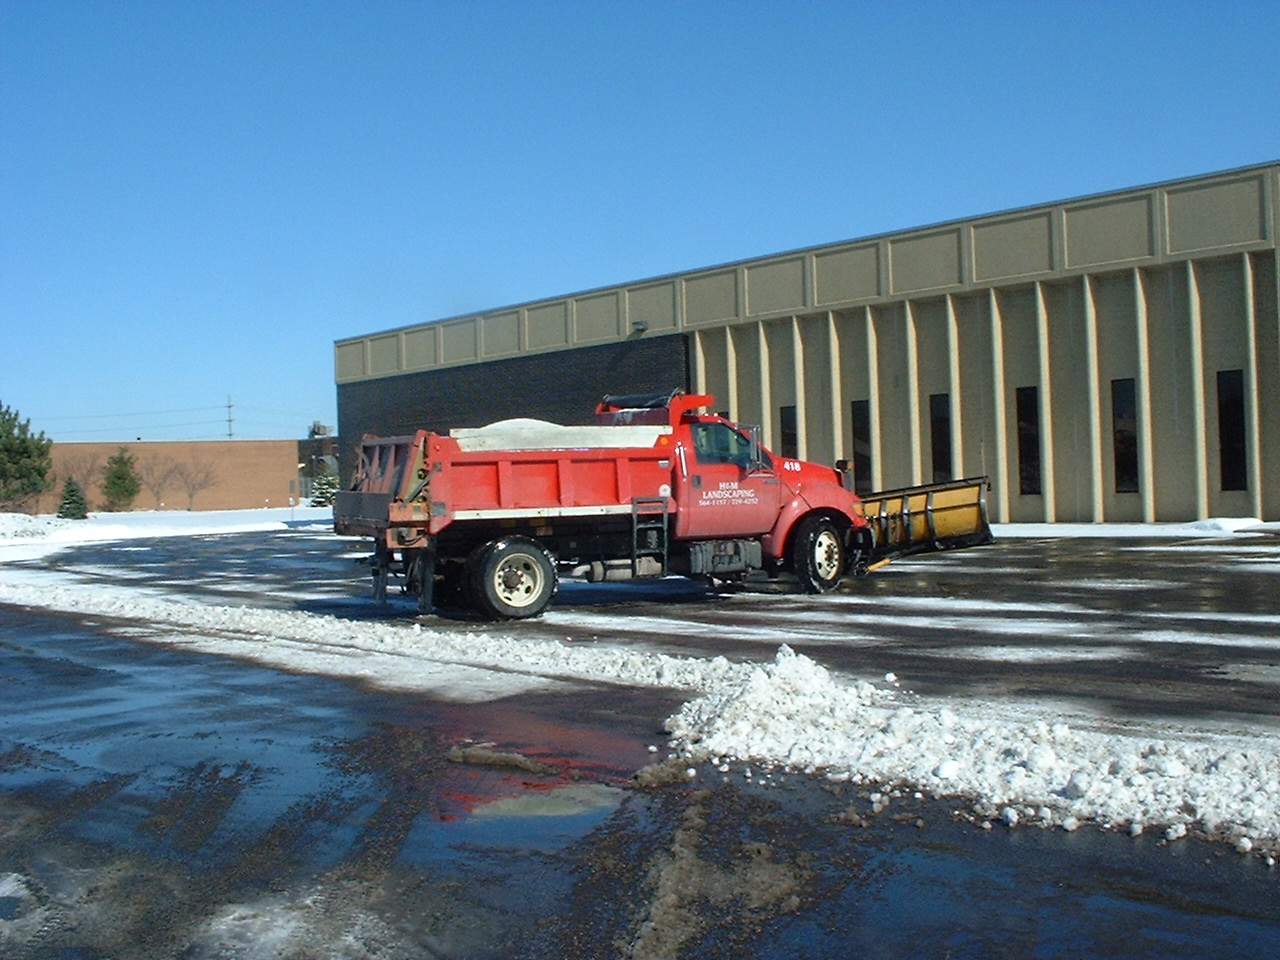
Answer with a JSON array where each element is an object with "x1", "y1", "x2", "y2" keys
[{"x1": 334, "y1": 420, "x2": 675, "y2": 543}]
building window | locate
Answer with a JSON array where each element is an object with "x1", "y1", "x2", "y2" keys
[
  {"x1": 779, "y1": 405, "x2": 798, "y2": 459},
  {"x1": 1217, "y1": 369, "x2": 1247, "y2": 491},
  {"x1": 929, "y1": 393, "x2": 953, "y2": 483},
  {"x1": 1015, "y1": 386, "x2": 1042, "y2": 496},
  {"x1": 1111, "y1": 378, "x2": 1139, "y2": 493},
  {"x1": 851, "y1": 400, "x2": 873, "y2": 496}
]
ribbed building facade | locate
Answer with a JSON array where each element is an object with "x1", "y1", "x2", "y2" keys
[{"x1": 336, "y1": 162, "x2": 1280, "y2": 523}]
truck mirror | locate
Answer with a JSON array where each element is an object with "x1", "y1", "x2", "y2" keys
[
  {"x1": 835, "y1": 459, "x2": 854, "y2": 491},
  {"x1": 745, "y1": 424, "x2": 771, "y2": 473}
]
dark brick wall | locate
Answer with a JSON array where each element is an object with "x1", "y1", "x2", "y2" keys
[{"x1": 336, "y1": 333, "x2": 689, "y2": 480}]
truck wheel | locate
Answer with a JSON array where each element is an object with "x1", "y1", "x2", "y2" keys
[
  {"x1": 471, "y1": 537, "x2": 558, "y2": 620},
  {"x1": 792, "y1": 516, "x2": 844, "y2": 593}
]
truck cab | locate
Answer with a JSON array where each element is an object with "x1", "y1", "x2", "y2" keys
[{"x1": 596, "y1": 392, "x2": 871, "y2": 593}]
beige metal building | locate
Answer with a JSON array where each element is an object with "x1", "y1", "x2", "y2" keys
[{"x1": 335, "y1": 162, "x2": 1279, "y2": 523}]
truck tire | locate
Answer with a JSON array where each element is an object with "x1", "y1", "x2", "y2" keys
[
  {"x1": 470, "y1": 537, "x2": 558, "y2": 620},
  {"x1": 791, "y1": 516, "x2": 844, "y2": 593}
]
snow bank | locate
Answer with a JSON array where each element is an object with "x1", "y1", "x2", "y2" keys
[
  {"x1": 667, "y1": 646, "x2": 1280, "y2": 857},
  {"x1": 991, "y1": 518, "x2": 1277, "y2": 538},
  {"x1": 0, "y1": 506, "x2": 333, "y2": 543},
  {"x1": 0, "y1": 576, "x2": 752, "y2": 703}
]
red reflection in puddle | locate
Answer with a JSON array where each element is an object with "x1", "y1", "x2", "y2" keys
[{"x1": 429, "y1": 693, "x2": 670, "y2": 821}]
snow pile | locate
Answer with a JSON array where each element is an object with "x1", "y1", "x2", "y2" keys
[
  {"x1": 0, "y1": 513, "x2": 67, "y2": 539},
  {"x1": 668, "y1": 646, "x2": 1280, "y2": 856},
  {"x1": 991, "y1": 518, "x2": 1278, "y2": 538},
  {"x1": 1184, "y1": 517, "x2": 1274, "y2": 535}
]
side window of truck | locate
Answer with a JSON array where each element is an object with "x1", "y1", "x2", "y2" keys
[{"x1": 691, "y1": 423, "x2": 769, "y2": 470}]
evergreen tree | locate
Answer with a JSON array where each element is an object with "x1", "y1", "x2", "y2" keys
[
  {"x1": 309, "y1": 472, "x2": 339, "y2": 507},
  {"x1": 101, "y1": 446, "x2": 141, "y2": 512},
  {"x1": 0, "y1": 402, "x2": 53, "y2": 511},
  {"x1": 57, "y1": 477, "x2": 89, "y2": 519}
]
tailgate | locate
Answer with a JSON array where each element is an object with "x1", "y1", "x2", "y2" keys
[
  {"x1": 333, "y1": 490, "x2": 396, "y2": 538},
  {"x1": 332, "y1": 433, "x2": 426, "y2": 538}
]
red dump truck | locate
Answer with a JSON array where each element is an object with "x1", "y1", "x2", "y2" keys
[{"x1": 334, "y1": 391, "x2": 992, "y2": 619}]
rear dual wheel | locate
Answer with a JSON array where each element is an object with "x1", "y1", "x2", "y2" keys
[{"x1": 469, "y1": 537, "x2": 558, "y2": 620}]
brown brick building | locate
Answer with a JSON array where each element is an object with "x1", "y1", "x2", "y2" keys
[{"x1": 40, "y1": 439, "x2": 332, "y2": 513}]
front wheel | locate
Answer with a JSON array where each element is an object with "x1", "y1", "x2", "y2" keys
[
  {"x1": 470, "y1": 537, "x2": 558, "y2": 620},
  {"x1": 791, "y1": 516, "x2": 844, "y2": 593}
]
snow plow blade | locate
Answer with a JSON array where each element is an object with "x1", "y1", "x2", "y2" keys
[{"x1": 859, "y1": 476, "x2": 994, "y2": 563}]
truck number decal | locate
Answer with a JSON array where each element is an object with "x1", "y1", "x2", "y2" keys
[{"x1": 782, "y1": 460, "x2": 802, "y2": 472}]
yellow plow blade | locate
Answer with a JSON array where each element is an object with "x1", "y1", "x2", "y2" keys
[{"x1": 860, "y1": 476, "x2": 994, "y2": 563}]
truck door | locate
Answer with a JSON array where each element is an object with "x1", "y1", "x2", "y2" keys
[{"x1": 674, "y1": 421, "x2": 782, "y2": 539}]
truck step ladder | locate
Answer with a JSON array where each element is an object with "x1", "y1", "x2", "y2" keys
[{"x1": 631, "y1": 497, "x2": 670, "y2": 576}]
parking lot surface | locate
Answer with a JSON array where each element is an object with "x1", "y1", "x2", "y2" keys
[{"x1": 1, "y1": 527, "x2": 1278, "y2": 958}]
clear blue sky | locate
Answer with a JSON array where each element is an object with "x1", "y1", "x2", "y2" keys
[{"x1": 3, "y1": 0, "x2": 1277, "y2": 442}]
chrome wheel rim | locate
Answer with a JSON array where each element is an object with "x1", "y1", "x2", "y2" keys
[
  {"x1": 812, "y1": 529, "x2": 841, "y2": 582},
  {"x1": 492, "y1": 553, "x2": 543, "y2": 608}
]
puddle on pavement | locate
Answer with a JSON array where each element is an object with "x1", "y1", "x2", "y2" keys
[{"x1": 1, "y1": 605, "x2": 1278, "y2": 959}]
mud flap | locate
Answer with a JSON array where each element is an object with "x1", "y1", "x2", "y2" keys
[{"x1": 405, "y1": 539, "x2": 438, "y2": 615}]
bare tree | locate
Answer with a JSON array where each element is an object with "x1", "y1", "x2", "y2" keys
[
  {"x1": 171, "y1": 460, "x2": 219, "y2": 510},
  {"x1": 60, "y1": 452, "x2": 104, "y2": 493},
  {"x1": 138, "y1": 456, "x2": 180, "y2": 509}
]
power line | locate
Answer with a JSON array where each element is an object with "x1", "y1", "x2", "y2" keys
[
  {"x1": 237, "y1": 404, "x2": 326, "y2": 418},
  {"x1": 35, "y1": 406, "x2": 226, "y2": 422},
  {"x1": 37, "y1": 397, "x2": 333, "y2": 441},
  {"x1": 36, "y1": 405, "x2": 332, "y2": 429},
  {"x1": 51, "y1": 420, "x2": 230, "y2": 437}
]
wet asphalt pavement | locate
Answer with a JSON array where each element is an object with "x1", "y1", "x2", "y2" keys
[{"x1": 1, "y1": 528, "x2": 1279, "y2": 957}]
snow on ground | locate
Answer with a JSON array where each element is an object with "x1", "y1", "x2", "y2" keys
[
  {"x1": 2, "y1": 508, "x2": 1279, "y2": 860},
  {"x1": 0, "y1": 509, "x2": 754, "y2": 702},
  {"x1": 992, "y1": 517, "x2": 1280, "y2": 538},
  {"x1": 2, "y1": 510, "x2": 1272, "y2": 545},
  {"x1": 0, "y1": 505, "x2": 334, "y2": 543}
]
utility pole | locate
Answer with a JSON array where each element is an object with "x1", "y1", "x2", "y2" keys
[{"x1": 226, "y1": 396, "x2": 233, "y2": 439}]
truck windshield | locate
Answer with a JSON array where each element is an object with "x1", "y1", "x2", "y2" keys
[{"x1": 690, "y1": 423, "x2": 772, "y2": 471}]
